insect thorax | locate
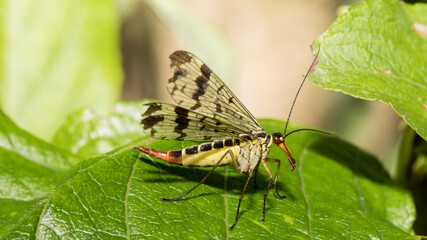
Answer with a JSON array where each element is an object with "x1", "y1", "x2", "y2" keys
[{"x1": 236, "y1": 132, "x2": 272, "y2": 173}]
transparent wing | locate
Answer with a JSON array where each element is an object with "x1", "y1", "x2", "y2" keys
[
  {"x1": 167, "y1": 50, "x2": 263, "y2": 134},
  {"x1": 140, "y1": 102, "x2": 250, "y2": 141}
]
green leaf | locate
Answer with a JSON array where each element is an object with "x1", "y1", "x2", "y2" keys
[
  {"x1": 0, "y1": 109, "x2": 79, "y2": 176},
  {"x1": 310, "y1": 0, "x2": 427, "y2": 140},
  {"x1": 0, "y1": 0, "x2": 122, "y2": 140},
  {"x1": 1, "y1": 108, "x2": 417, "y2": 238},
  {"x1": 51, "y1": 101, "x2": 149, "y2": 159},
  {"x1": 0, "y1": 109, "x2": 81, "y2": 236}
]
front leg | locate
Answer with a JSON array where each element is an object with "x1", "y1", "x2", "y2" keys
[
  {"x1": 252, "y1": 164, "x2": 260, "y2": 188},
  {"x1": 265, "y1": 158, "x2": 286, "y2": 198},
  {"x1": 260, "y1": 158, "x2": 286, "y2": 223}
]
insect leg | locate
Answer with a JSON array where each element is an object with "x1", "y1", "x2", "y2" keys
[
  {"x1": 260, "y1": 158, "x2": 286, "y2": 223},
  {"x1": 261, "y1": 159, "x2": 274, "y2": 223},
  {"x1": 230, "y1": 170, "x2": 255, "y2": 230},
  {"x1": 162, "y1": 149, "x2": 235, "y2": 202},
  {"x1": 252, "y1": 164, "x2": 260, "y2": 189},
  {"x1": 265, "y1": 158, "x2": 286, "y2": 198},
  {"x1": 230, "y1": 151, "x2": 240, "y2": 173}
]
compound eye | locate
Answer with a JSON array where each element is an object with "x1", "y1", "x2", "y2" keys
[{"x1": 272, "y1": 132, "x2": 283, "y2": 144}]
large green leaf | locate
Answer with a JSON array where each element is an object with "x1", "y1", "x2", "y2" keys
[
  {"x1": 0, "y1": 102, "x2": 418, "y2": 238},
  {"x1": 0, "y1": 109, "x2": 80, "y2": 237},
  {"x1": 310, "y1": 0, "x2": 427, "y2": 140},
  {"x1": 0, "y1": 0, "x2": 122, "y2": 140}
]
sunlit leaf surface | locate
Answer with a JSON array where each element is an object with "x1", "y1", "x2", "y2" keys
[{"x1": 311, "y1": 0, "x2": 427, "y2": 140}]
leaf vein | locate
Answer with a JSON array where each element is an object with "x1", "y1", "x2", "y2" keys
[
  {"x1": 124, "y1": 155, "x2": 140, "y2": 240},
  {"x1": 297, "y1": 139, "x2": 315, "y2": 240},
  {"x1": 320, "y1": 65, "x2": 427, "y2": 90}
]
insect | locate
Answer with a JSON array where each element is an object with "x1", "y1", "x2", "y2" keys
[{"x1": 136, "y1": 49, "x2": 322, "y2": 230}]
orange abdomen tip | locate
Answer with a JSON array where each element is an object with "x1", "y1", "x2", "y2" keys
[{"x1": 136, "y1": 147, "x2": 183, "y2": 165}]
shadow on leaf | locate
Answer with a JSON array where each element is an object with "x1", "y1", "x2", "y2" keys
[
  {"x1": 309, "y1": 135, "x2": 392, "y2": 183},
  {"x1": 137, "y1": 155, "x2": 295, "y2": 201}
]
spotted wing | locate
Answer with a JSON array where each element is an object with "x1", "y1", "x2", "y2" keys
[
  {"x1": 141, "y1": 102, "x2": 250, "y2": 141},
  {"x1": 167, "y1": 50, "x2": 263, "y2": 134}
]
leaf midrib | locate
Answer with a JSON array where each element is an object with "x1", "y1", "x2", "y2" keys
[
  {"x1": 298, "y1": 138, "x2": 315, "y2": 240},
  {"x1": 319, "y1": 64, "x2": 427, "y2": 91},
  {"x1": 124, "y1": 154, "x2": 140, "y2": 240}
]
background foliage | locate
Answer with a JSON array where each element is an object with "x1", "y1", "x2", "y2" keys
[{"x1": 0, "y1": 0, "x2": 122, "y2": 140}]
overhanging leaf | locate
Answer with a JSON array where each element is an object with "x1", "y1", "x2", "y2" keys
[
  {"x1": 2, "y1": 115, "x2": 417, "y2": 238},
  {"x1": 310, "y1": 0, "x2": 427, "y2": 140}
]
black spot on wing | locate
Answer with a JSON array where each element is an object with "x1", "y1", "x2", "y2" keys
[
  {"x1": 174, "y1": 117, "x2": 189, "y2": 130},
  {"x1": 192, "y1": 76, "x2": 208, "y2": 101},
  {"x1": 190, "y1": 101, "x2": 201, "y2": 111},
  {"x1": 217, "y1": 85, "x2": 224, "y2": 92},
  {"x1": 170, "y1": 51, "x2": 192, "y2": 67},
  {"x1": 201, "y1": 64, "x2": 212, "y2": 78},
  {"x1": 175, "y1": 133, "x2": 188, "y2": 140},
  {"x1": 216, "y1": 103, "x2": 222, "y2": 113},
  {"x1": 142, "y1": 103, "x2": 162, "y2": 116},
  {"x1": 169, "y1": 69, "x2": 185, "y2": 83},
  {"x1": 141, "y1": 116, "x2": 164, "y2": 129},
  {"x1": 234, "y1": 139, "x2": 240, "y2": 145},
  {"x1": 150, "y1": 129, "x2": 157, "y2": 136},
  {"x1": 174, "y1": 106, "x2": 189, "y2": 116},
  {"x1": 169, "y1": 85, "x2": 178, "y2": 95},
  {"x1": 174, "y1": 107, "x2": 190, "y2": 138}
]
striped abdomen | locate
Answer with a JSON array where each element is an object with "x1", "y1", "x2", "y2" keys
[{"x1": 136, "y1": 138, "x2": 242, "y2": 167}]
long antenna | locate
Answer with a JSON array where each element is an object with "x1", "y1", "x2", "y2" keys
[
  {"x1": 284, "y1": 128, "x2": 331, "y2": 139},
  {"x1": 283, "y1": 47, "x2": 321, "y2": 135}
]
